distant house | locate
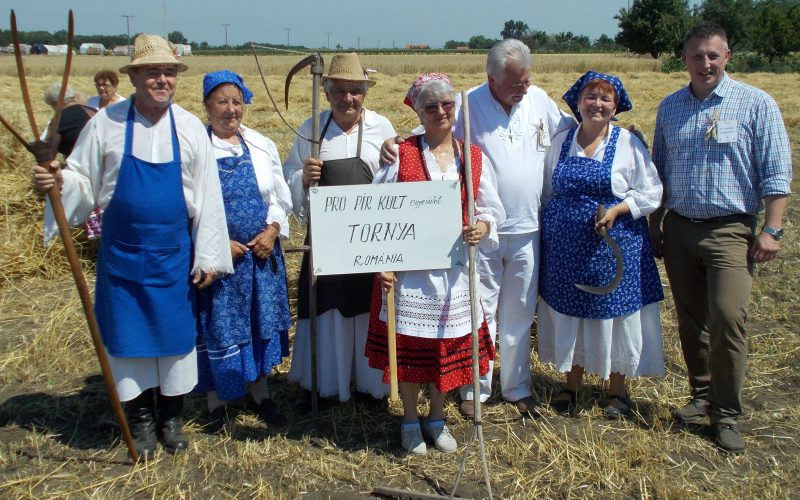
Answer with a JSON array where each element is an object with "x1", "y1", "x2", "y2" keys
[
  {"x1": 112, "y1": 45, "x2": 130, "y2": 56},
  {"x1": 405, "y1": 43, "x2": 430, "y2": 49},
  {"x1": 79, "y1": 43, "x2": 106, "y2": 55}
]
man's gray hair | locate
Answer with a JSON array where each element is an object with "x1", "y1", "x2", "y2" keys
[
  {"x1": 486, "y1": 38, "x2": 531, "y2": 81},
  {"x1": 43, "y1": 83, "x2": 78, "y2": 107},
  {"x1": 323, "y1": 79, "x2": 369, "y2": 96},
  {"x1": 413, "y1": 79, "x2": 454, "y2": 113}
]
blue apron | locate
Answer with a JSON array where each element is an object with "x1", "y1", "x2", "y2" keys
[
  {"x1": 540, "y1": 126, "x2": 663, "y2": 319},
  {"x1": 197, "y1": 129, "x2": 291, "y2": 351},
  {"x1": 95, "y1": 100, "x2": 196, "y2": 357}
]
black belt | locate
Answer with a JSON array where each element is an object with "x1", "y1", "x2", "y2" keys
[{"x1": 671, "y1": 211, "x2": 753, "y2": 224}]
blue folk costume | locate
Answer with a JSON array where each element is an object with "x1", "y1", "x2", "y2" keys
[
  {"x1": 195, "y1": 71, "x2": 291, "y2": 401},
  {"x1": 537, "y1": 71, "x2": 665, "y2": 379}
]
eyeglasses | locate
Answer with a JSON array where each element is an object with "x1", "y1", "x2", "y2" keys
[
  {"x1": 423, "y1": 100, "x2": 455, "y2": 114},
  {"x1": 95, "y1": 82, "x2": 113, "y2": 88}
]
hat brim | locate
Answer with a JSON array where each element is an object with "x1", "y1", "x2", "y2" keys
[
  {"x1": 120, "y1": 57, "x2": 188, "y2": 74},
  {"x1": 321, "y1": 75, "x2": 376, "y2": 87}
]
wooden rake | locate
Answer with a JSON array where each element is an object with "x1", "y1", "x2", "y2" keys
[{"x1": 0, "y1": 10, "x2": 138, "y2": 462}]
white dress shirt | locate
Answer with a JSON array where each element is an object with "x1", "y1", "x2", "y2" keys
[
  {"x1": 283, "y1": 108, "x2": 397, "y2": 221},
  {"x1": 44, "y1": 99, "x2": 233, "y2": 275}
]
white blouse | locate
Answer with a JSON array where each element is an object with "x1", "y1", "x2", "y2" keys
[
  {"x1": 209, "y1": 125, "x2": 292, "y2": 239},
  {"x1": 542, "y1": 124, "x2": 663, "y2": 220},
  {"x1": 373, "y1": 137, "x2": 505, "y2": 339}
]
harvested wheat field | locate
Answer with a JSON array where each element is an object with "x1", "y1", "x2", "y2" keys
[{"x1": 0, "y1": 54, "x2": 798, "y2": 498}]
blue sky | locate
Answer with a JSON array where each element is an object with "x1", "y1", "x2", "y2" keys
[{"x1": 4, "y1": 1, "x2": 699, "y2": 49}]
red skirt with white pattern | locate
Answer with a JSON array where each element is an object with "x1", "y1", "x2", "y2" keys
[{"x1": 365, "y1": 277, "x2": 495, "y2": 393}]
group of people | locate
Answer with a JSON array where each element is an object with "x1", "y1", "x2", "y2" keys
[{"x1": 31, "y1": 20, "x2": 790, "y2": 460}]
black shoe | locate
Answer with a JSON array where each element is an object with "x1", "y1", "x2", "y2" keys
[
  {"x1": 205, "y1": 406, "x2": 228, "y2": 435},
  {"x1": 157, "y1": 394, "x2": 189, "y2": 454},
  {"x1": 712, "y1": 422, "x2": 745, "y2": 454},
  {"x1": 550, "y1": 389, "x2": 576, "y2": 415},
  {"x1": 125, "y1": 389, "x2": 156, "y2": 461},
  {"x1": 257, "y1": 398, "x2": 287, "y2": 426},
  {"x1": 603, "y1": 394, "x2": 632, "y2": 420},
  {"x1": 671, "y1": 398, "x2": 709, "y2": 425}
]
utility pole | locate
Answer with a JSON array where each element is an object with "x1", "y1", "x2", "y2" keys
[
  {"x1": 392, "y1": 40, "x2": 396, "y2": 49},
  {"x1": 357, "y1": 36, "x2": 361, "y2": 50},
  {"x1": 122, "y1": 14, "x2": 134, "y2": 54},
  {"x1": 377, "y1": 39, "x2": 380, "y2": 49},
  {"x1": 221, "y1": 23, "x2": 230, "y2": 47},
  {"x1": 163, "y1": 0, "x2": 168, "y2": 39},
  {"x1": 285, "y1": 27, "x2": 292, "y2": 47},
  {"x1": 326, "y1": 31, "x2": 332, "y2": 50}
]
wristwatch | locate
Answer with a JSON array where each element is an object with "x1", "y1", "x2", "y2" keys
[{"x1": 761, "y1": 226, "x2": 784, "y2": 241}]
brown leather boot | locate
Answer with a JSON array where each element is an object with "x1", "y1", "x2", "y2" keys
[
  {"x1": 125, "y1": 388, "x2": 156, "y2": 460},
  {"x1": 157, "y1": 393, "x2": 189, "y2": 454}
]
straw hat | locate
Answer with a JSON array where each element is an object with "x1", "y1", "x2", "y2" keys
[
  {"x1": 119, "y1": 34, "x2": 188, "y2": 74},
  {"x1": 321, "y1": 52, "x2": 375, "y2": 87}
]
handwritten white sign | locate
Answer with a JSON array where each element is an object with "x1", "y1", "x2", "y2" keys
[{"x1": 309, "y1": 181, "x2": 465, "y2": 276}]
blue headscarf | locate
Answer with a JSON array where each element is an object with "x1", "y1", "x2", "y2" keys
[
  {"x1": 202, "y1": 70, "x2": 253, "y2": 104},
  {"x1": 562, "y1": 70, "x2": 632, "y2": 122}
]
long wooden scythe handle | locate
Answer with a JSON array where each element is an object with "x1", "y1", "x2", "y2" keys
[
  {"x1": 284, "y1": 52, "x2": 324, "y2": 414},
  {"x1": 4, "y1": 9, "x2": 138, "y2": 462}
]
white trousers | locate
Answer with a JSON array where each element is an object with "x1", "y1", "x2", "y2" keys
[
  {"x1": 107, "y1": 348, "x2": 198, "y2": 402},
  {"x1": 288, "y1": 310, "x2": 388, "y2": 401},
  {"x1": 460, "y1": 231, "x2": 540, "y2": 402}
]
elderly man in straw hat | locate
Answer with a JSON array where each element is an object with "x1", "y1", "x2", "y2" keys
[
  {"x1": 284, "y1": 52, "x2": 396, "y2": 409},
  {"x1": 32, "y1": 34, "x2": 232, "y2": 459}
]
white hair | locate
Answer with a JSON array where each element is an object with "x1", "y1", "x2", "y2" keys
[
  {"x1": 486, "y1": 39, "x2": 531, "y2": 81},
  {"x1": 413, "y1": 79, "x2": 454, "y2": 113},
  {"x1": 43, "y1": 83, "x2": 77, "y2": 107}
]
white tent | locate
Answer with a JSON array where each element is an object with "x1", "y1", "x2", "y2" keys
[
  {"x1": 174, "y1": 44, "x2": 192, "y2": 56},
  {"x1": 79, "y1": 43, "x2": 106, "y2": 55},
  {"x1": 112, "y1": 45, "x2": 130, "y2": 56},
  {"x1": 43, "y1": 44, "x2": 59, "y2": 55}
]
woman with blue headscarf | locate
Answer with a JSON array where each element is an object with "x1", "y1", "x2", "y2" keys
[
  {"x1": 538, "y1": 71, "x2": 665, "y2": 419},
  {"x1": 195, "y1": 70, "x2": 293, "y2": 432}
]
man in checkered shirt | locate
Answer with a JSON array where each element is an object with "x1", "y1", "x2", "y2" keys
[{"x1": 649, "y1": 21, "x2": 792, "y2": 454}]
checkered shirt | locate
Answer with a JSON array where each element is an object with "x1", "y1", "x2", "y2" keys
[{"x1": 652, "y1": 74, "x2": 792, "y2": 219}]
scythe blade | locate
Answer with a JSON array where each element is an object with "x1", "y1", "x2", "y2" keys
[{"x1": 284, "y1": 53, "x2": 320, "y2": 110}]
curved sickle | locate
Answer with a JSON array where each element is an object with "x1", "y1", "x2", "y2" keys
[
  {"x1": 575, "y1": 204, "x2": 624, "y2": 295},
  {"x1": 284, "y1": 53, "x2": 323, "y2": 110}
]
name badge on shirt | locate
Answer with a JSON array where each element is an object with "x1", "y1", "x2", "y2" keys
[
  {"x1": 536, "y1": 119, "x2": 550, "y2": 151},
  {"x1": 715, "y1": 120, "x2": 737, "y2": 143}
]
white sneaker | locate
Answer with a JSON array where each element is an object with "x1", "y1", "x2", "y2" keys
[
  {"x1": 422, "y1": 420, "x2": 457, "y2": 453},
  {"x1": 401, "y1": 425, "x2": 427, "y2": 455}
]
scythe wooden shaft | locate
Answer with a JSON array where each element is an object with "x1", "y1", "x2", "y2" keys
[{"x1": 307, "y1": 55, "x2": 323, "y2": 415}]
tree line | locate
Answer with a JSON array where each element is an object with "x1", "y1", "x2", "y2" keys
[{"x1": 616, "y1": 0, "x2": 800, "y2": 62}]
